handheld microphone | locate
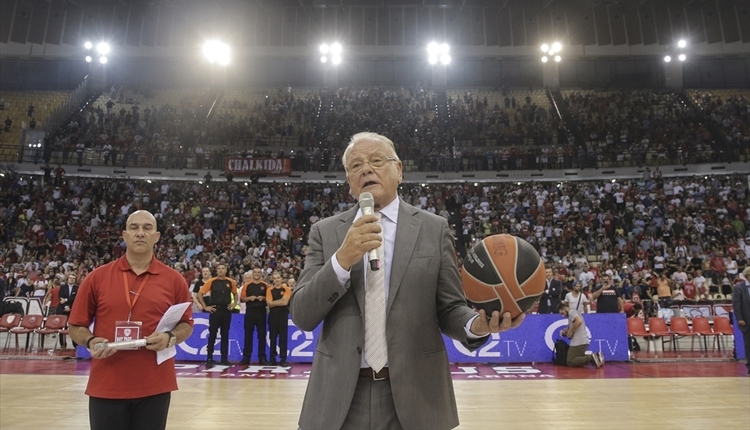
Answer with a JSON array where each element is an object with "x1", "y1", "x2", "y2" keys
[
  {"x1": 92, "y1": 339, "x2": 148, "y2": 352},
  {"x1": 359, "y1": 192, "x2": 380, "y2": 271}
]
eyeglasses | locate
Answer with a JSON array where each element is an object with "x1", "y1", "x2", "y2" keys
[{"x1": 346, "y1": 155, "x2": 398, "y2": 174}]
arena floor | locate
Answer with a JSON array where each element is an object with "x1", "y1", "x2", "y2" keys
[{"x1": 1, "y1": 357, "x2": 748, "y2": 430}]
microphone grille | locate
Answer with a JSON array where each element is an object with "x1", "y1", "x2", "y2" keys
[{"x1": 359, "y1": 192, "x2": 374, "y2": 209}]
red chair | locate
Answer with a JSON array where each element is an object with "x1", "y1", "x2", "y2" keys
[
  {"x1": 58, "y1": 322, "x2": 70, "y2": 349},
  {"x1": 670, "y1": 317, "x2": 698, "y2": 352},
  {"x1": 0, "y1": 314, "x2": 23, "y2": 352},
  {"x1": 34, "y1": 315, "x2": 68, "y2": 351},
  {"x1": 691, "y1": 317, "x2": 718, "y2": 353},
  {"x1": 8, "y1": 314, "x2": 43, "y2": 351},
  {"x1": 712, "y1": 316, "x2": 735, "y2": 352},
  {"x1": 648, "y1": 317, "x2": 674, "y2": 352},
  {"x1": 627, "y1": 318, "x2": 653, "y2": 353}
]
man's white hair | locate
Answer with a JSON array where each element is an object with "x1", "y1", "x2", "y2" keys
[{"x1": 341, "y1": 132, "x2": 400, "y2": 172}]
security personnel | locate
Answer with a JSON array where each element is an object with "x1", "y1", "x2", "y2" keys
[
  {"x1": 266, "y1": 271, "x2": 291, "y2": 366},
  {"x1": 197, "y1": 264, "x2": 239, "y2": 368},
  {"x1": 239, "y1": 268, "x2": 269, "y2": 365}
]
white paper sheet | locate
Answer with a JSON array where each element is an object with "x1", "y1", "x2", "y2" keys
[{"x1": 155, "y1": 302, "x2": 191, "y2": 365}]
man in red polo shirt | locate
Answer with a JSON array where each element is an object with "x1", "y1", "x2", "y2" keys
[{"x1": 68, "y1": 210, "x2": 194, "y2": 430}]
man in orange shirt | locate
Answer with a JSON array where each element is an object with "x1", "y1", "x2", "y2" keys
[
  {"x1": 656, "y1": 272, "x2": 673, "y2": 309},
  {"x1": 68, "y1": 210, "x2": 194, "y2": 430},
  {"x1": 267, "y1": 271, "x2": 291, "y2": 366},
  {"x1": 197, "y1": 263, "x2": 238, "y2": 368}
]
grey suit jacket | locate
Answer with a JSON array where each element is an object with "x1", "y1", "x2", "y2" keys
[
  {"x1": 290, "y1": 199, "x2": 488, "y2": 430},
  {"x1": 732, "y1": 282, "x2": 750, "y2": 334}
]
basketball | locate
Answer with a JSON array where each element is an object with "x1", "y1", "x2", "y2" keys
[{"x1": 461, "y1": 234, "x2": 546, "y2": 318}]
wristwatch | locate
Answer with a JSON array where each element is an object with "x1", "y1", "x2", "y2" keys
[{"x1": 166, "y1": 331, "x2": 176, "y2": 348}]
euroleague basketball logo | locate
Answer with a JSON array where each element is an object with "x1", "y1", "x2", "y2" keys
[{"x1": 489, "y1": 238, "x2": 509, "y2": 257}]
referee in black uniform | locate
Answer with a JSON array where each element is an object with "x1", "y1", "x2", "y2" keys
[
  {"x1": 197, "y1": 264, "x2": 239, "y2": 368},
  {"x1": 239, "y1": 268, "x2": 269, "y2": 365},
  {"x1": 267, "y1": 271, "x2": 291, "y2": 367}
]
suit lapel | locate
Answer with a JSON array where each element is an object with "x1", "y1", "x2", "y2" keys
[
  {"x1": 337, "y1": 205, "x2": 366, "y2": 316},
  {"x1": 388, "y1": 200, "x2": 421, "y2": 312}
]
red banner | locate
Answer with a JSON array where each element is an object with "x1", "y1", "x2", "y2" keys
[{"x1": 224, "y1": 158, "x2": 291, "y2": 176}]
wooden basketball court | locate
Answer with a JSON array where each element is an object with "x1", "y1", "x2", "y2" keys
[{"x1": 1, "y1": 359, "x2": 748, "y2": 429}]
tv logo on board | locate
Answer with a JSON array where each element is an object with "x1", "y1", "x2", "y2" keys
[{"x1": 452, "y1": 334, "x2": 528, "y2": 358}]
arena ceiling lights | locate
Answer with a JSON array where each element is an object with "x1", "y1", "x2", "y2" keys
[
  {"x1": 540, "y1": 42, "x2": 562, "y2": 63},
  {"x1": 665, "y1": 39, "x2": 688, "y2": 63},
  {"x1": 202, "y1": 40, "x2": 231, "y2": 66},
  {"x1": 320, "y1": 43, "x2": 342, "y2": 65},
  {"x1": 427, "y1": 42, "x2": 451, "y2": 65},
  {"x1": 84, "y1": 41, "x2": 110, "y2": 64}
]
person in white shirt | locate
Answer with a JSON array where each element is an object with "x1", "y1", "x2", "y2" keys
[
  {"x1": 564, "y1": 282, "x2": 589, "y2": 314},
  {"x1": 578, "y1": 266, "x2": 595, "y2": 290}
]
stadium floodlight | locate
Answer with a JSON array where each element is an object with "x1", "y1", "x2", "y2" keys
[
  {"x1": 85, "y1": 55, "x2": 92, "y2": 63},
  {"x1": 427, "y1": 42, "x2": 450, "y2": 65},
  {"x1": 664, "y1": 55, "x2": 672, "y2": 63},
  {"x1": 319, "y1": 42, "x2": 342, "y2": 66},
  {"x1": 678, "y1": 54, "x2": 686, "y2": 62},
  {"x1": 202, "y1": 40, "x2": 231, "y2": 65},
  {"x1": 678, "y1": 39, "x2": 687, "y2": 48},
  {"x1": 99, "y1": 56, "x2": 108, "y2": 64},
  {"x1": 541, "y1": 42, "x2": 562, "y2": 62},
  {"x1": 427, "y1": 42, "x2": 440, "y2": 56},
  {"x1": 84, "y1": 41, "x2": 93, "y2": 50},
  {"x1": 96, "y1": 42, "x2": 110, "y2": 55}
]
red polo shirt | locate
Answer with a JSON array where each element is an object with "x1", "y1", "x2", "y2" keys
[{"x1": 69, "y1": 256, "x2": 193, "y2": 399}]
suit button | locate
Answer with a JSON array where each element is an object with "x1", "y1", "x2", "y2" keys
[
  {"x1": 332, "y1": 292, "x2": 339, "y2": 299},
  {"x1": 357, "y1": 347, "x2": 362, "y2": 354}
]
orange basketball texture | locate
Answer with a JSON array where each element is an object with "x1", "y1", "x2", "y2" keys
[{"x1": 461, "y1": 234, "x2": 546, "y2": 318}]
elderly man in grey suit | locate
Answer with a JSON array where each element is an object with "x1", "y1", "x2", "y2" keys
[
  {"x1": 290, "y1": 132, "x2": 524, "y2": 430},
  {"x1": 733, "y1": 267, "x2": 750, "y2": 376}
]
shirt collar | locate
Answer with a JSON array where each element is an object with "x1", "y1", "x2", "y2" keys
[
  {"x1": 379, "y1": 197, "x2": 400, "y2": 223},
  {"x1": 356, "y1": 196, "x2": 400, "y2": 223},
  {"x1": 117, "y1": 255, "x2": 162, "y2": 275}
]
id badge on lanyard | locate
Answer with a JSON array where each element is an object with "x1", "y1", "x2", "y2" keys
[{"x1": 116, "y1": 273, "x2": 149, "y2": 350}]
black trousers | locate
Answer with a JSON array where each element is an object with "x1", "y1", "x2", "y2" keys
[
  {"x1": 207, "y1": 306, "x2": 232, "y2": 360},
  {"x1": 268, "y1": 309, "x2": 289, "y2": 361},
  {"x1": 742, "y1": 328, "x2": 750, "y2": 372},
  {"x1": 243, "y1": 309, "x2": 267, "y2": 359},
  {"x1": 89, "y1": 392, "x2": 171, "y2": 430}
]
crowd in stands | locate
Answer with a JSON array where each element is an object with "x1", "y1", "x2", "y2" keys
[
  {"x1": 21, "y1": 85, "x2": 747, "y2": 174},
  {"x1": 37, "y1": 86, "x2": 212, "y2": 170},
  {"x1": 204, "y1": 88, "x2": 319, "y2": 147},
  {"x1": 690, "y1": 89, "x2": 750, "y2": 157},
  {"x1": 449, "y1": 88, "x2": 560, "y2": 148},
  {"x1": 1, "y1": 168, "x2": 748, "y2": 318},
  {"x1": 562, "y1": 89, "x2": 734, "y2": 168}
]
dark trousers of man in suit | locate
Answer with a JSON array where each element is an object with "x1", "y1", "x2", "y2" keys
[
  {"x1": 243, "y1": 309, "x2": 267, "y2": 362},
  {"x1": 207, "y1": 307, "x2": 231, "y2": 362},
  {"x1": 268, "y1": 308, "x2": 288, "y2": 364},
  {"x1": 741, "y1": 328, "x2": 750, "y2": 374},
  {"x1": 341, "y1": 378, "x2": 402, "y2": 430}
]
